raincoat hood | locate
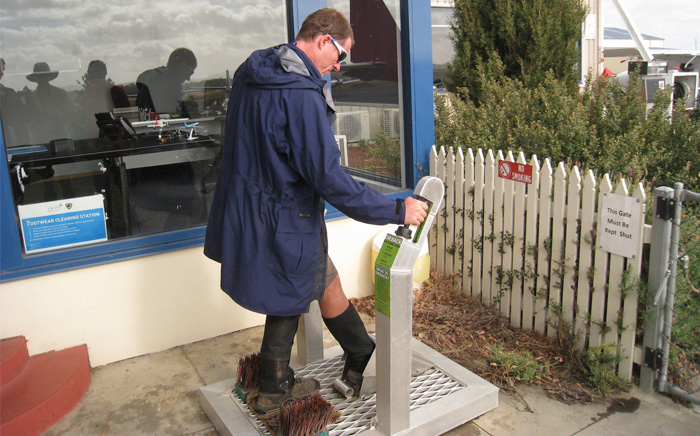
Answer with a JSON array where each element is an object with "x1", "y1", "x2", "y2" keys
[{"x1": 241, "y1": 44, "x2": 337, "y2": 122}]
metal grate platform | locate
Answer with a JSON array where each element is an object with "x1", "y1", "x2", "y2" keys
[
  {"x1": 228, "y1": 354, "x2": 465, "y2": 436},
  {"x1": 200, "y1": 339, "x2": 498, "y2": 436}
]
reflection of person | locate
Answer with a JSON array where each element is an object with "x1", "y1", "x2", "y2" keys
[
  {"x1": 0, "y1": 58, "x2": 30, "y2": 147},
  {"x1": 133, "y1": 51, "x2": 202, "y2": 232},
  {"x1": 136, "y1": 48, "x2": 197, "y2": 117},
  {"x1": 23, "y1": 62, "x2": 72, "y2": 144},
  {"x1": 84, "y1": 60, "x2": 130, "y2": 138},
  {"x1": 204, "y1": 8, "x2": 428, "y2": 414}
]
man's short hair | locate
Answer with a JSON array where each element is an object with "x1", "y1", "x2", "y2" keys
[
  {"x1": 295, "y1": 8, "x2": 354, "y2": 44},
  {"x1": 167, "y1": 48, "x2": 197, "y2": 70}
]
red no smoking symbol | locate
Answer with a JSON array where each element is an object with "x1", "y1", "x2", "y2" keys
[
  {"x1": 499, "y1": 161, "x2": 511, "y2": 178},
  {"x1": 498, "y1": 160, "x2": 533, "y2": 184}
]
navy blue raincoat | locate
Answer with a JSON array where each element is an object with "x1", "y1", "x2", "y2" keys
[{"x1": 204, "y1": 43, "x2": 406, "y2": 316}]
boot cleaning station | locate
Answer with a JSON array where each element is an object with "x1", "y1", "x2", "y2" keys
[{"x1": 199, "y1": 177, "x2": 498, "y2": 435}]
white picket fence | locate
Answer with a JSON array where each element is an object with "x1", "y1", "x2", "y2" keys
[{"x1": 428, "y1": 146, "x2": 646, "y2": 381}]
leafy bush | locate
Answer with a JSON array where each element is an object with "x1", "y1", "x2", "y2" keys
[
  {"x1": 368, "y1": 129, "x2": 402, "y2": 179},
  {"x1": 447, "y1": 0, "x2": 587, "y2": 103},
  {"x1": 435, "y1": 67, "x2": 700, "y2": 191}
]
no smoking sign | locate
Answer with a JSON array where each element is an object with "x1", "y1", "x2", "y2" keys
[{"x1": 498, "y1": 160, "x2": 533, "y2": 184}]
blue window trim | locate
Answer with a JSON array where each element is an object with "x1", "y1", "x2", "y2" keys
[
  {"x1": 0, "y1": 0, "x2": 433, "y2": 283},
  {"x1": 402, "y1": 0, "x2": 435, "y2": 188}
]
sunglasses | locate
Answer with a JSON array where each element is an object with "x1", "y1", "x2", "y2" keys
[{"x1": 325, "y1": 32, "x2": 348, "y2": 63}]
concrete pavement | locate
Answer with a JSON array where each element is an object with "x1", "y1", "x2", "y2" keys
[{"x1": 43, "y1": 320, "x2": 699, "y2": 436}]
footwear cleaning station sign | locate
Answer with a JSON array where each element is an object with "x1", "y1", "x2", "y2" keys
[
  {"x1": 18, "y1": 194, "x2": 108, "y2": 254},
  {"x1": 598, "y1": 192, "x2": 643, "y2": 259}
]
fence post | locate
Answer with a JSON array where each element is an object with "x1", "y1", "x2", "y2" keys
[
  {"x1": 657, "y1": 182, "x2": 685, "y2": 395},
  {"x1": 640, "y1": 186, "x2": 674, "y2": 393}
]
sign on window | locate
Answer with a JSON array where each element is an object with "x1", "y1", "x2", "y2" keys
[{"x1": 18, "y1": 194, "x2": 108, "y2": 254}]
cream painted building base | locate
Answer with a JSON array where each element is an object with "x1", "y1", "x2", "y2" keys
[{"x1": 0, "y1": 218, "x2": 393, "y2": 367}]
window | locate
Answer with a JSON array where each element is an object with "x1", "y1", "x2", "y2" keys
[
  {"x1": 327, "y1": 0, "x2": 405, "y2": 193},
  {"x1": 431, "y1": 2, "x2": 455, "y2": 86},
  {"x1": 1, "y1": 1, "x2": 287, "y2": 255},
  {"x1": 0, "y1": 0, "x2": 434, "y2": 280}
]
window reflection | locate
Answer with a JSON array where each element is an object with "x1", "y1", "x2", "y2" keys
[
  {"x1": 136, "y1": 48, "x2": 198, "y2": 118},
  {"x1": 431, "y1": 2, "x2": 454, "y2": 86},
  {"x1": 1, "y1": 1, "x2": 286, "y2": 251},
  {"x1": 327, "y1": 0, "x2": 404, "y2": 192}
]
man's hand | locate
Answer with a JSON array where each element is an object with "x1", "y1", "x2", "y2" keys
[{"x1": 404, "y1": 197, "x2": 428, "y2": 226}]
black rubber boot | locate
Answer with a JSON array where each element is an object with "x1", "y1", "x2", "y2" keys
[
  {"x1": 255, "y1": 358, "x2": 320, "y2": 414},
  {"x1": 255, "y1": 315, "x2": 320, "y2": 414},
  {"x1": 323, "y1": 304, "x2": 375, "y2": 389}
]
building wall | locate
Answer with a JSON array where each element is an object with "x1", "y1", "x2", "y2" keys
[
  {"x1": 0, "y1": 218, "x2": 394, "y2": 367},
  {"x1": 603, "y1": 56, "x2": 632, "y2": 75}
]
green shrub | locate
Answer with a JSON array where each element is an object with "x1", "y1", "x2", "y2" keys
[
  {"x1": 368, "y1": 129, "x2": 402, "y2": 179},
  {"x1": 434, "y1": 68, "x2": 700, "y2": 192},
  {"x1": 448, "y1": 0, "x2": 587, "y2": 103},
  {"x1": 581, "y1": 345, "x2": 629, "y2": 395},
  {"x1": 490, "y1": 344, "x2": 542, "y2": 383}
]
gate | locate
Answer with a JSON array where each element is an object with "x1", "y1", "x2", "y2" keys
[{"x1": 641, "y1": 183, "x2": 700, "y2": 404}]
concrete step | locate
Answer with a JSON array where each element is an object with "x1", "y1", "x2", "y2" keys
[{"x1": 0, "y1": 338, "x2": 90, "y2": 436}]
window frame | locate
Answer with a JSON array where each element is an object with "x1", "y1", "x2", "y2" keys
[{"x1": 0, "y1": 0, "x2": 434, "y2": 282}]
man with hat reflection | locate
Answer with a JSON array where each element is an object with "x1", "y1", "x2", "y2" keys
[
  {"x1": 24, "y1": 61, "x2": 72, "y2": 144},
  {"x1": 83, "y1": 60, "x2": 130, "y2": 138}
]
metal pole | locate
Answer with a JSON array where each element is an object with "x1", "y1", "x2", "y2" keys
[
  {"x1": 640, "y1": 186, "x2": 673, "y2": 392},
  {"x1": 610, "y1": 0, "x2": 654, "y2": 61},
  {"x1": 374, "y1": 177, "x2": 444, "y2": 435},
  {"x1": 375, "y1": 270, "x2": 413, "y2": 435},
  {"x1": 296, "y1": 302, "x2": 324, "y2": 366},
  {"x1": 657, "y1": 182, "x2": 684, "y2": 394}
]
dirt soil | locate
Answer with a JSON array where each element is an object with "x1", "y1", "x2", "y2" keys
[
  {"x1": 352, "y1": 270, "x2": 615, "y2": 405},
  {"x1": 346, "y1": 144, "x2": 392, "y2": 177}
]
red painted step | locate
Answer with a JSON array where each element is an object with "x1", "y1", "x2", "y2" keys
[
  {"x1": 0, "y1": 342, "x2": 90, "y2": 436},
  {"x1": 0, "y1": 337, "x2": 29, "y2": 388}
]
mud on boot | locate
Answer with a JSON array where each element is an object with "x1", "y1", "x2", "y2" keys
[
  {"x1": 254, "y1": 377, "x2": 321, "y2": 414},
  {"x1": 254, "y1": 358, "x2": 320, "y2": 414}
]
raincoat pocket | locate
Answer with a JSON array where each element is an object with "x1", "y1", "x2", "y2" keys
[{"x1": 269, "y1": 209, "x2": 317, "y2": 277}]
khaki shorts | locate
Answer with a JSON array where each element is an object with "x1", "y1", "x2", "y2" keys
[{"x1": 326, "y1": 255, "x2": 338, "y2": 288}]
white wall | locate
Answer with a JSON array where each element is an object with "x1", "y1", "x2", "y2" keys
[{"x1": 0, "y1": 218, "x2": 393, "y2": 367}]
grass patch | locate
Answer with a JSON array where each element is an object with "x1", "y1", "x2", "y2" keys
[{"x1": 490, "y1": 345, "x2": 542, "y2": 384}]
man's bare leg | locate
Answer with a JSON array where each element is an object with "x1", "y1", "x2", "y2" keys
[{"x1": 319, "y1": 275, "x2": 349, "y2": 318}]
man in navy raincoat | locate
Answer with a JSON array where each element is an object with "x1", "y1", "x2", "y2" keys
[{"x1": 204, "y1": 8, "x2": 428, "y2": 414}]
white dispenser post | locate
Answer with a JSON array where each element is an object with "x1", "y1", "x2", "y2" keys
[{"x1": 373, "y1": 176, "x2": 444, "y2": 435}]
